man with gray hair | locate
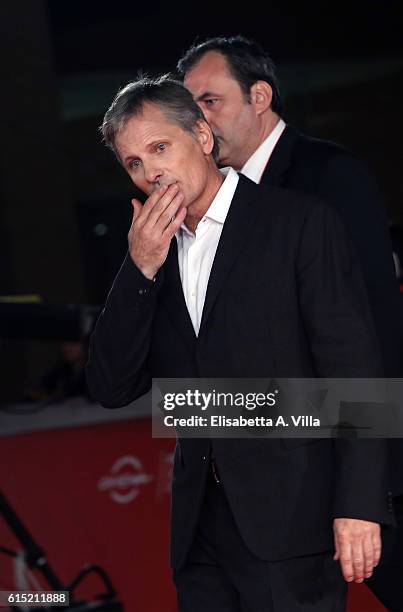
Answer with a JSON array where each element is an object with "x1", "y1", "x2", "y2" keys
[{"x1": 86, "y1": 75, "x2": 393, "y2": 612}]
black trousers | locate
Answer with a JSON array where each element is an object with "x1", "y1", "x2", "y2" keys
[{"x1": 173, "y1": 469, "x2": 347, "y2": 612}]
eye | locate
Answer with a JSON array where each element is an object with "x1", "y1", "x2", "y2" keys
[
  {"x1": 156, "y1": 143, "x2": 166, "y2": 152},
  {"x1": 128, "y1": 159, "x2": 141, "y2": 170},
  {"x1": 204, "y1": 98, "x2": 219, "y2": 107}
]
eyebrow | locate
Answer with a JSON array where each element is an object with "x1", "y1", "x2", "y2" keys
[
  {"x1": 123, "y1": 154, "x2": 138, "y2": 164},
  {"x1": 196, "y1": 91, "x2": 220, "y2": 102},
  {"x1": 123, "y1": 139, "x2": 167, "y2": 164}
]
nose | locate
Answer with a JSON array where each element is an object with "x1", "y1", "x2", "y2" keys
[{"x1": 144, "y1": 162, "x2": 162, "y2": 186}]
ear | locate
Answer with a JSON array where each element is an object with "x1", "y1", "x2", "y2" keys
[
  {"x1": 194, "y1": 119, "x2": 215, "y2": 156},
  {"x1": 250, "y1": 81, "x2": 273, "y2": 115}
]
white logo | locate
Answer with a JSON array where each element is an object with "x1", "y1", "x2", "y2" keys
[{"x1": 98, "y1": 455, "x2": 153, "y2": 504}]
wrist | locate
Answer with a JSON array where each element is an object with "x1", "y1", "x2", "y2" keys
[
  {"x1": 139, "y1": 266, "x2": 158, "y2": 281},
  {"x1": 128, "y1": 254, "x2": 158, "y2": 280}
]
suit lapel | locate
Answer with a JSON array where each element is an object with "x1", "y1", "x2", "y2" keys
[
  {"x1": 260, "y1": 125, "x2": 300, "y2": 187},
  {"x1": 161, "y1": 239, "x2": 197, "y2": 349},
  {"x1": 199, "y1": 176, "x2": 261, "y2": 337}
]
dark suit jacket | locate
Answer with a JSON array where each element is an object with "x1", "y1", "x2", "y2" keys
[
  {"x1": 261, "y1": 126, "x2": 403, "y2": 493},
  {"x1": 86, "y1": 176, "x2": 393, "y2": 569},
  {"x1": 261, "y1": 125, "x2": 403, "y2": 377}
]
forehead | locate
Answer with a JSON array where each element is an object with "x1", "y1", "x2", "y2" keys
[
  {"x1": 184, "y1": 51, "x2": 239, "y2": 96},
  {"x1": 115, "y1": 103, "x2": 187, "y2": 157}
]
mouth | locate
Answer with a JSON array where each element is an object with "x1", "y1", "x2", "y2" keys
[{"x1": 156, "y1": 180, "x2": 178, "y2": 188}]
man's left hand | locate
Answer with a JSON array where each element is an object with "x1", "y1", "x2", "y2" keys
[{"x1": 333, "y1": 518, "x2": 381, "y2": 583}]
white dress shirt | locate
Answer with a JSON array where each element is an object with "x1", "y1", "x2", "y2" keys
[
  {"x1": 241, "y1": 119, "x2": 286, "y2": 184},
  {"x1": 176, "y1": 167, "x2": 239, "y2": 335}
]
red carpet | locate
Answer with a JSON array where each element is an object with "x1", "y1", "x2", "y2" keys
[{"x1": 348, "y1": 583, "x2": 386, "y2": 611}]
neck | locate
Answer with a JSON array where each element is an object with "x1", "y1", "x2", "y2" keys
[
  {"x1": 184, "y1": 164, "x2": 224, "y2": 233},
  {"x1": 259, "y1": 112, "x2": 281, "y2": 146},
  {"x1": 233, "y1": 111, "x2": 281, "y2": 171}
]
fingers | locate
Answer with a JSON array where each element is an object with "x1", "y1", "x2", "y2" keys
[
  {"x1": 155, "y1": 191, "x2": 185, "y2": 233},
  {"x1": 362, "y1": 532, "x2": 376, "y2": 579},
  {"x1": 147, "y1": 184, "x2": 181, "y2": 227},
  {"x1": 352, "y1": 540, "x2": 366, "y2": 583},
  {"x1": 129, "y1": 199, "x2": 143, "y2": 242},
  {"x1": 333, "y1": 528, "x2": 340, "y2": 561},
  {"x1": 333, "y1": 519, "x2": 381, "y2": 584},
  {"x1": 131, "y1": 189, "x2": 185, "y2": 239},
  {"x1": 336, "y1": 532, "x2": 354, "y2": 582},
  {"x1": 351, "y1": 532, "x2": 378, "y2": 583},
  {"x1": 130, "y1": 184, "x2": 169, "y2": 227},
  {"x1": 162, "y1": 205, "x2": 187, "y2": 238},
  {"x1": 127, "y1": 184, "x2": 186, "y2": 279},
  {"x1": 356, "y1": 523, "x2": 380, "y2": 582},
  {"x1": 372, "y1": 528, "x2": 382, "y2": 569},
  {"x1": 336, "y1": 532, "x2": 366, "y2": 583},
  {"x1": 130, "y1": 198, "x2": 143, "y2": 229},
  {"x1": 131, "y1": 184, "x2": 184, "y2": 232}
]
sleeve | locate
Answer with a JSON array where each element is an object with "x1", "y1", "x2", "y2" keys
[
  {"x1": 85, "y1": 252, "x2": 162, "y2": 408},
  {"x1": 318, "y1": 154, "x2": 402, "y2": 376},
  {"x1": 297, "y1": 201, "x2": 393, "y2": 525},
  {"x1": 297, "y1": 201, "x2": 382, "y2": 378}
]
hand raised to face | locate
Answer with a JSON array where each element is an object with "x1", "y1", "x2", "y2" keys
[{"x1": 128, "y1": 183, "x2": 186, "y2": 280}]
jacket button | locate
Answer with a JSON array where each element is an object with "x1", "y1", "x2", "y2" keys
[{"x1": 202, "y1": 456, "x2": 207, "y2": 461}]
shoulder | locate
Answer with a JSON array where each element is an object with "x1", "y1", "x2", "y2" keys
[
  {"x1": 279, "y1": 128, "x2": 378, "y2": 199},
  {"x1": 238, "y1": 173, "x2": 334, "y2": 227},
  {"x1": 291, "y1": 130, "x2": 363, "y2": 173},
  {"x1": 294, "y1": 130, "x2": 348, "y2": 157}
]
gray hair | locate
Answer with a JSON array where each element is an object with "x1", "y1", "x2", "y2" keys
[{"x1": 100, "y1": 74, "x2": 219, "y2": 162}]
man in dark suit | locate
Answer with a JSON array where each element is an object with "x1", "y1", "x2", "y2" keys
[
  {"x1": 86, "y1": 75, "x2": 393, "y2": 612},
  {"x1": 177, "y1": 36, "x2": 403, "y2": 610}
]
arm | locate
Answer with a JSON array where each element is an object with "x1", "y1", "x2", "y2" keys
[
  {"x1": 297, "y1": 200, "x2": 382, "y2": 377},
  {"x1": 86, "y1": 254, "x2": 160, "y2": 408},
  {"x1": 86, "y1": 183, "x2": 186, "y2": 408},
  {"x1": 318, "y1": 154, "x2": 402, "y2": 376},
  {"x1": 296, "y1": 201, "x2": 393, "y2": 581}
]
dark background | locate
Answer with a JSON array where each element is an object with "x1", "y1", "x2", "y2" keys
[
  {"x1": 48, "y1": 1, "x2": 402, "y2": 71},
  {"x1": 0, "y1": 0, "x2": 402, "y2": 400}
]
